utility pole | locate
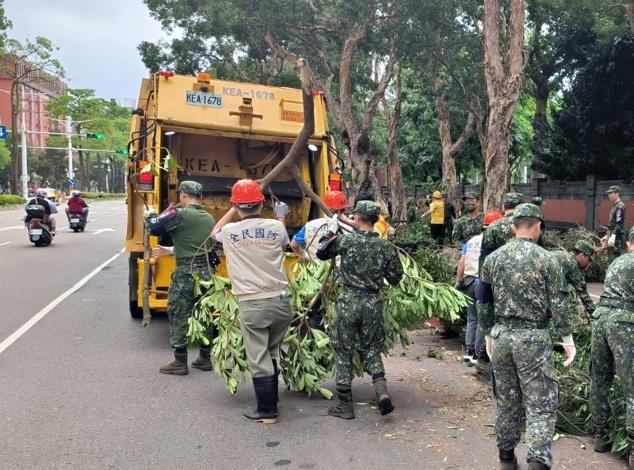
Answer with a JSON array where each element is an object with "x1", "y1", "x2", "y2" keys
[
  {"x1": 66, "y1": 115, "x2": 73, "y2": 191},
  {"x1": 19, "y1": 86, "x2": 28, "y2": 199}
]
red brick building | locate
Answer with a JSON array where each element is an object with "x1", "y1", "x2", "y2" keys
[{"x1": 0, "y1": 57, "x2": 67, "y2": 148}]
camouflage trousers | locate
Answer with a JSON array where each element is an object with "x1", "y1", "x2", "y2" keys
[
  {"x1": 167, "y1": 261, "x2": 212, "y2": 349},
  {"x1": 330, "y1": 290, "x2": 385, "y2": 389},
  {"x1": 490, "y1": 326, "x2": 558, "y2": 467},
  {"x1": 589, "y1": 306, "x2": 634, "y2": 436}
]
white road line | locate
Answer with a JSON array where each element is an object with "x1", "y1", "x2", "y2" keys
[
  {"x1": 0, "y1": 225, "x2": 23, "y2": 232},
  {"x1": 590, "y1": 293, "x2": 600, "y2": 300},
  {"x1": 0, "y1": 241, "x2": 12, "y2": 247},
  {"x1": 0, "y1": 252, "x2": 122, "y2": 356},
  {"x1": 92, "y1": 228, "x2": 115, "y2": 235}
]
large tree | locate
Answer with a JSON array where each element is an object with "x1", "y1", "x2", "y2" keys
[{"x1": 480, "y1": 0, "x2": 527, "y2": 210}]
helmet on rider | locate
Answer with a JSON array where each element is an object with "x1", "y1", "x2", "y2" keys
[
  {"x1": 35, "y1": 188, "x2": 46, "y2": 198},
  {"x1": 231, "y1": 179, "x2": 265, "y2": 208},
  {"x1": 323, "y1": 191, "x2": 348, "y2": 211},
  {"x1": 72, "y1": 190, "x2": 81, "y2": 197}
]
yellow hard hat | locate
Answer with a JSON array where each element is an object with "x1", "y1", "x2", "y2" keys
[{"x1": 432, "y1": 190, "x2": 442, "y2": 199}]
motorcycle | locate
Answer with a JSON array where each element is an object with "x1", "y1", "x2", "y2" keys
[
  {"x1": 26, "y1": 205, "x2": 53, "y2": 247},
  {"x1": 68, "y1": 212, "x2": 86, "y2": 232}
]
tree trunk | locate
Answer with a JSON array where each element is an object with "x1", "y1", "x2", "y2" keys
[
  {"x1": 77, "y1": 150, "x2": 90, "y2": 191},
  {"x1": 384, "y1": 71, "x2": 406, "y2": 222},
  {"x1": 482, "y1": 0, "x2": 526, "y2": 211},
  {"x1": 623, "y1": 3, "x2": 634, "y2": 34},
  {"x1": 531, "y1": 78, "x2": 550, "y2": 168}
]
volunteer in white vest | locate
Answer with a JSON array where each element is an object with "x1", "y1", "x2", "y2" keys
[
  {"x1": 290, "y1": 190, "x2": 348, "y2": 261},
  {"x1": 213, "y1": 179, "x2": 293, "y2": 424},
  {"x1": 456, "y1": 210, "x2": 502, "y2": 364}
]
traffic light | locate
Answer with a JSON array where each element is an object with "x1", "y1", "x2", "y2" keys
[{"x1": 86, "y1": 132, "x2": 105, "y2": 140}]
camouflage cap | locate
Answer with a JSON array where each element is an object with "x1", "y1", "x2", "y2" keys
[
  {"x1": 531, "y1": 196, "x2": 544, "y2": 206},
  {"x1": 504, "y1": 192, "x2": 524, "y2": 205},
  {"x1": 512, "y1": 203, "x2": 543, "y2": 221},
  {"x1": 462, "y1": 191, "x2": 480, "y2": 200},
  {"x1": 178, "y1": 180, "x2": 203, "y2": 197},
  {"x1": 353, "y1": 200, "x2": 381, "y2": 218},
  {"x1": 574, "y1": 240, "x2": 595, "y2": 258},
  {"x1": 629, "y1": 227, "x2": 634, "y2": 243},
  {"x1": 606, "y1": 185, "x2": 621, "y2": 194}
]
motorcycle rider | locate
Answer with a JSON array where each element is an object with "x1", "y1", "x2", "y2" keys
[
  {"x1": 25, "y1": 188, "x2": 57, "y2": 234},
  {"x1": 66, "y1": 190, "x2": 89, "y2": 223}
]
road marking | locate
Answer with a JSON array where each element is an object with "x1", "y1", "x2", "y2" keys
[
  {"x1": 0, "y1": 225, "x2": 22, "y2": 232},
  {"x1": 590, "y1": 293, "x2": 600, "y2": 300},
  {"x1": 0, "y1": 241, "x2": 12, "y2": 247},
  {"x1": 0, "y1": 252, "x2": 122, "y2": 356},
  {"x1": 92, "y1": 228, "x2": 115, "y2": 235}
]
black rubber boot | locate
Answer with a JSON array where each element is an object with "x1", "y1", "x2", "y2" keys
[
  {"x1": 593, "y1": 427, "x2": 611, "y2": 453},
  {"x1": 328, "y1": 388, "x2": 355, "y2": 419},
  {"x1": 191, "y1": 347, "x2": 212, "y2": 371},
  {"x1": 160, "y1": 348, "x2": 188, "y2": 375},
  {"x1": 272, "y1": 359, "x2": 279, "y2": 402},
  {"x1": 244, "y1": 375, "x2": 278, "y2": 424},
  {"x1": 373, "y1": 376, "x2": 394, "y2": 416},
  {"x1": 499, "y1": 449, "x2": 517, "y2": 470},
  {"x1": 527, "y1": 462, "x2": 548, "y2": 470}
]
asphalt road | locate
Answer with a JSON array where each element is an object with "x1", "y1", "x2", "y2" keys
[{"x1": 0, "y1": 201, "x2": 625, "y2": 469}]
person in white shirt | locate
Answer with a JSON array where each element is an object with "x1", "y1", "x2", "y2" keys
[
  {"x1": 456, "y1": 210, "x2": 502, "y2": 364},
  {"x1": 212, "y1": 179, "x2": 293, "y2": 425}
]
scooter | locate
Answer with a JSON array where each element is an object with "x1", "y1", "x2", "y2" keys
[
  {"x1": 26, "y1": 205, "x2": 53, "y2": 247},
  {"x1": 68, "y1": 212, "x2": 86, "y2": 232}
]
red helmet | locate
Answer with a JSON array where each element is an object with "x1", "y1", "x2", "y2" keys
[
  {"x1": 231, "y1": 179, "x2": 265, "y2": 205},
  {"x1": 483, "y1": 210, "x2": 503, "y2": 227},
  {"x1": 323, "y1": 191, "x2": 348, "y2": 210}
]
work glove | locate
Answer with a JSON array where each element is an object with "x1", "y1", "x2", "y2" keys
[
  {"x1": 562, "y1": 335, "x2": 576, "y2": 367},
  {"x1": 607, "y1": 234, "x2": 616, "y2": 247},
  {"x1": 485, "y1": 335, "x2": 494, "y2": 359},
  {"x1": 274, "y1": 201, "x2": 289, "y2": 219},
  {"x1": 326, "y1": 215, "x2": 339, "y2": 234},
  {"x1": 144, "y1": 209, "x2": 158, "y2": 220}
]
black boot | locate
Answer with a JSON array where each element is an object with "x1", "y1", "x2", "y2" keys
[
  {"x1": 372, "y1": 375, "x2": 394, "y2": 416},
  {"x1": 272, "y1": 359, "x2": 279, "y2": 402},
  {"x1": 593, "y1": 427, "x2": 611, "y2": 453},
  {"x1": 499, "y1": 449, "x2": 517, "y2": 470},
  {"x1": 191, "y1": 347, "x2": 213, "y2": 371},
  {"x1": 160, "y1": 348, "x2": 188, "y2": 375},
  {"x1": 328, "y1": 388, "x2": 354, "y2": 419},
  {"x1": 244, "y1": 375, "x2": 278, "y2": 424},
  {"x1": 527, "y1": 462, "x2": 548, "y2": 470}
]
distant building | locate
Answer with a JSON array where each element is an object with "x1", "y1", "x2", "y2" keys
[{"x1": 0, "y1": 57, "x2": 67, "y2": 149}]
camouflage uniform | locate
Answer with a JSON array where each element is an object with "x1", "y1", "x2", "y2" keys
[
  {"x1": 551, "y1": 249, "x2": 596, "y2": 317},
  {"x1": 590, "y1": 246, "x2": 634, "y2": 442},
  {"x1": 147, "y1": 181, "x2": 216, "y2": 350},
  {"x1": 318, "y1": 202, "x2": 403, "y2": 390},
  {"x1": 607, "y1": 190, "x2": 626, "y2": 262},
  {"x1": 453, "y1": 212, "x2": 484, "y2": 248},
  {"x1": 480, "y1": 204, "x2": 573, "y2": 468}
]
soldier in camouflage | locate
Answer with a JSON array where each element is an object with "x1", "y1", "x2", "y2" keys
[
  {"x1": 453, "y1": 191, "x2": 484, "y2": 248},
  {"x1": 146, "y1": 181, "x2": 216, "y2": 375},
  {"x1": 551, "y1": 239, "x2": 596, "y2": 319},
  {"x1": 478, "y1": 204, "x2": 576, "y2": 470},
  {"x1": 604, "y1": 185, "x2": 627, "y2": 263},
  {"x1": 479, "y1": 192, "x2": 524, "y2": 266},
  {"x1": 589, "y1": 226, "x2": 634, "y2": 468},
  {"x1": 317, "y1": 200, "x2": 403, "y2": 419}
]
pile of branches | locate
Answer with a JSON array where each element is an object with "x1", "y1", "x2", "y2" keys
[
  {"x1": 555, "y1": 325, "x2": 629, "y2": 457},
  {"x1": 544, "y1": 227, "x2": 608, "y2": 282},
  {"x1": 188, "y1": 251, "x2": 470, "y2": 399}
]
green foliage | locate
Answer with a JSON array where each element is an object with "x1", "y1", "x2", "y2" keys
[
  {"x1": 189, "y1": 252, "x2": 469, "y2": 396},
  {"x1": 0, "y1": 194, "x2": 24, "y2": 205},
  {"x1": 538, "y1": 37, "x2": 634, "y2": 180},
  {"x1": 0, "y1": 140, "x2": 10, "y2": 171},
  {"x1": 81, "y1": 192, "x2": 125, "y2": 199},
  {"x1": 555, "y1": 325, "x2": 628, "y2": 457},
  {"x1": 413, "y1": 248, "x2": 457, "y2": 285}
]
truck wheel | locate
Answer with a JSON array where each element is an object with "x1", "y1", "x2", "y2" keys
[{"x1": 129, "y1": 252, "x2": 144, "y2": 320}]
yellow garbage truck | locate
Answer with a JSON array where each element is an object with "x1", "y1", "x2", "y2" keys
[{"x1": 125, "y1": 71, "x2": 338, "y2": 318}]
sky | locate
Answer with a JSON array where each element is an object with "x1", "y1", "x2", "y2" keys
[{"x1": 5, "y1": 0, "x2": 166, "y2": 102}]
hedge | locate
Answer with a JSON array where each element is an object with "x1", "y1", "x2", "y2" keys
[
  {"x1": 0, "y1": 194, "x2": 25, "y2": 205},
  {"x1": 81, "y1": 192, "x2": 125, "y2": 199}
]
